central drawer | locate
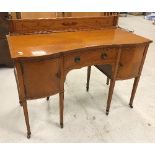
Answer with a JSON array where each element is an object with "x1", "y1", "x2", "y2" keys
[{"x1": 64, "y1": 47, "x2": 118, "y2": 71}]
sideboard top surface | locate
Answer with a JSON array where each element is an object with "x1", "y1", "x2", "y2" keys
[{"x1": 7, "y1": 28, "x2": 152, "y2": 60}]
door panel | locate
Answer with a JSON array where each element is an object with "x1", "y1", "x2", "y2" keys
[
  {"x1": 22, "y1": 58, "x2": 60, "y2": 99},
  {"x1": 117, "y1": 45, "x2": 145, "y2": 80}
]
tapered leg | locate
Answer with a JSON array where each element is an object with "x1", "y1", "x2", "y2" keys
[
  {"x1": 86, "y1": 66, "x2": 91, "y2": 91},
  {"x1": 46, "y1": 97, "x2": 50, "y2": 101},
  {"x1": 22, "y1": 100, "x2": 31, "y2": 139},
  {"x1": 106, "y1": 77, "x2": 110, "y2": 85},
  {"x1": 129, "y1": 76, "x2": 140, "y2": 108},
  {"x1": 106, "y1": 79, "x2": 116, "y2": 115},
  {"x1": 14, "y1": 69, "x2": 23, "y2": 106},
  {"x1": 59, "y1": 92, "x2": 64, "y2": 128},
  {"x1": 105, "y1": 48, "x2": 122, "y2": 115}
]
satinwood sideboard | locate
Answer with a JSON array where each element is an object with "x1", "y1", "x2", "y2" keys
[{"x1": 7, "y1": 15, "x2": 152, "y2": 138}]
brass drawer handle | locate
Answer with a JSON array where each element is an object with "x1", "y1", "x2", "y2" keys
[
  {"x1": 74, "y1": 57, "x2": 81, "y2": 63},
  {"x1": 101, "y1": 53, "x2": 108, "y2": 60}
]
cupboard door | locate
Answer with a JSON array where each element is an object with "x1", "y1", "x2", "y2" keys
[
  {"x1": 117, "y1": 45, "x2": 146, "y2": 80},
  {"x1": 21, "y1": 58, "x2": 60, "y2": 99}
]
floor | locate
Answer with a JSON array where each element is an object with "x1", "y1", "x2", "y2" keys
[{"x1": 0, "y1": 15, "x2": 155, "y2": 143}]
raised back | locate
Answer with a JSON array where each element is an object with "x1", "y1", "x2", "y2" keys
[
  {"x1": 9, "y1": 15, "x2": 119, "y2": 35},
  {"x1": 64, "y1": 12, "x2": 118, "y2": 17},
  {"x1": 20, "y1": 12, "x2": 63, "y2": 19}
]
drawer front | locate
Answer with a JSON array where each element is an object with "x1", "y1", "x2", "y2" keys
[
  {"x1": 64, "y1": 47, "x2": 118, "y2": 71},
  {"x1": 22, "y1": 58, "x2": 60, "y2": 99},
  {"x1": 117, "y1": 45, "x2": 146, "y2": 80}
]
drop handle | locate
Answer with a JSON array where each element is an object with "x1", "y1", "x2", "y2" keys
[
  {"x1": 74, "y1": 57, "x2": 81, "y2": 63},
  {"x1": 101, "y1": 53, "x2": 108, "y2": 60},
  {"x1": 119, "y1": 63, "x2": 123, "y2": 68},
  {"x1": 56, "y1": 72, "x2": 61, "y2": 79}
]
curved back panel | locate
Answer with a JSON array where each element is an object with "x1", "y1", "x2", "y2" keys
[
  {"x1": 64, "y1": 12, "x2": 118, "y2": 17},
  {"x1": 9, "y1": 15, "x2": 119, "y2": 35},
  {"x1": 20, "y1": 12, "x2": 61, "y2": 19}
]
